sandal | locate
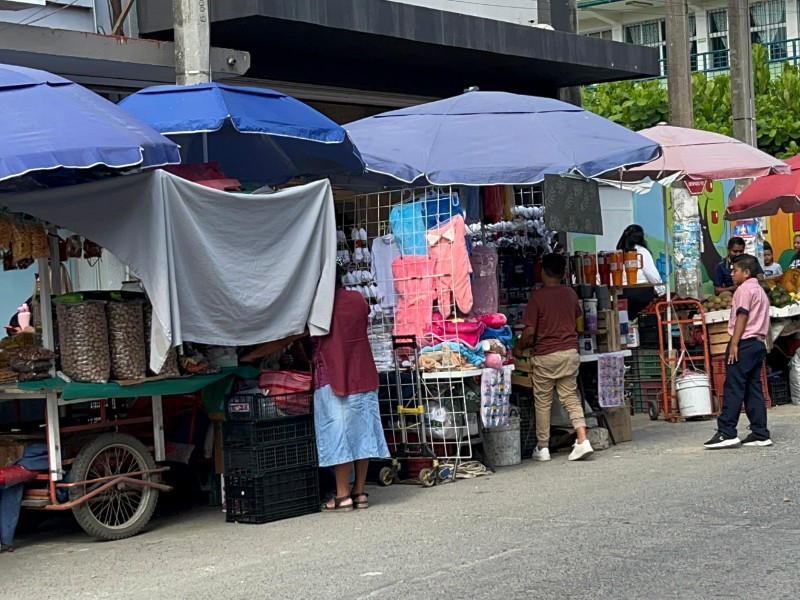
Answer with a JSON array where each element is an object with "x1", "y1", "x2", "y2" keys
[
  {"x1": 351, "y1": 491, "x2": 369, "y2": 509},
  {"x1": 321, "y1": 495, "x2": 354, "y2": 512}
]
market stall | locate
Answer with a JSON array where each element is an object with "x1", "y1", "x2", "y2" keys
[
  {"x1": 0, "y1": 172, "x2": 339, "y2": 543},
  {"x1": 332, "y1": 91, "x2": 662, "y2": 478}
]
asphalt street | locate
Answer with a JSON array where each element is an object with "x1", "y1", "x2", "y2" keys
[{"x1": 3, "y1": 408, "x2": 800, "y2": 600}]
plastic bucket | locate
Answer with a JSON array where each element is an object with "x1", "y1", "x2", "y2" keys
[
  {"x1": 482, "y1": 415, "x2": 521, "y2": 467},
  {"x1": 676, "y1": 373, "x2": 713, "y2": 418}
]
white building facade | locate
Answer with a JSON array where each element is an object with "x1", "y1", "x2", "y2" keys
[{"x1": 578, "y1": 0, "x2": 799, "y2": 75}]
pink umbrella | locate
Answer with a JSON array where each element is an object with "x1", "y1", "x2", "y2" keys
[
  {"x1": 725, "y1": 155, "x2": 800, "y2": 220},
  {"x1": 624, "y1": 124, "x2": 789, "y2": 182}
]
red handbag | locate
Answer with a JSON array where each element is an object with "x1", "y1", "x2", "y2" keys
[{"x1": 258, "y1": 369, "x2": 312, "y2": 396}]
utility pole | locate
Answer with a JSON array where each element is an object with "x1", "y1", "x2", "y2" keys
[
  {"x1": 664, "y1": 0, "x2": 694, "y2": 127},
  {"x1": 173, "y1": 0, "x2": 211, "y2": 85},
  {"x1": 728, "y1": 0, "x2": 757, "y2": 146}
]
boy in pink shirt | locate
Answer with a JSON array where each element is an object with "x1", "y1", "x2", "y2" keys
[{"x1": 704, "y1": 254, "x2": 773, "y2": 449}]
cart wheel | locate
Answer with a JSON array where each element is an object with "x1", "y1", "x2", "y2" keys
[
  {"x1": 70, "y1": 433, "x2": 160, "y2": 541},
  {"x1": 419, "y1": 468, "x2": 436, "y2": 488},
  {"x1": 648, "y1": 400, "x2": 659, "y2": 421},
  {"x1": 378, "y1": 466, "x2": 395, "y2": 487}
]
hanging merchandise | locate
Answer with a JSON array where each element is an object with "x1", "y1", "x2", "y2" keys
[
  {"x1": 29, "y1": 223, "x2": 48, "y2": 259},
  {"x1": 370, "y1": 234, "x2": 401, "y2": 314},
  {"x1": 392, "y1": 255, "x2": 438, "y2": 344},
  {"x1": 671, "y1": 186, "x2": 703, "y2": 299},
  {"x1": 0, "y1": 215, "x2": 11, "y2": 249},
  {"x1": 470, "y1": 245, "x2": 499, "y2": 315},
  {"x1": 11, "y1": 221, "x2": 31, "y2": 264},
  {"x1": 83, "y1": 238, "x2": 102, "y2": 259},
  {"x1": 426, "y1": 214, "x2": 473, "y2": 318},
  {"x1": 597, "y1": 352, "x2": 626, "y2": 408},
  {"x1": 480, "y1": 365, "x2": 513, "y2": 428},
  {"x1": 64, "y1": 234, "x2": 82, "y2": 258},
  {"x1": 389, "y1": 201, "x2": 428, "y2": 256}
]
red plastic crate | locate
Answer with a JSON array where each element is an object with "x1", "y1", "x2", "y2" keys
[{"x1": 711, "y1": 355, "x2": 771, "y2": 411}]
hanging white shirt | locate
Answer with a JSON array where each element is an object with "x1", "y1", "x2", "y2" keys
[{"x1": 371, "y1": 234, "x2": 401, "y2": 312}]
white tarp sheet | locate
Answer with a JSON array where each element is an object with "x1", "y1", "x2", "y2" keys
[{"x1": 2, "y1": 170, "x2": 337, "y2": 371}]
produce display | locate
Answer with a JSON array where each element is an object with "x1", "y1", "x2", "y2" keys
[
  {"x1": 702, "y1": 291, "x2": 733, "y2": 312},
  {"x1": 107, "y1": 300, "x2": 146, "y2": 380},
  {"x1": 56, "y1": 299, "x2": 111, "y2": 384}
]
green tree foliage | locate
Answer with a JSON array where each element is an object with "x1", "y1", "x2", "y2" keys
[{"x1": 583, "y1": 44, "x2": 800, "y2": 158}]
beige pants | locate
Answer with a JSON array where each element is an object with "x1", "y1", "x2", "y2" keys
[{"x1": 531, "y1": 349, "x2": 586, "y2": 446}]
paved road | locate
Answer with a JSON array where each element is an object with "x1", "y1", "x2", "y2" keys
[{"x1": 4, "y1": 408, "x2": 800, "y2": 600}]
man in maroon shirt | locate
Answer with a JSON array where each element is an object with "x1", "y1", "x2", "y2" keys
[{"x1": 514, "y1": 253, "x2": 594, "y2": 462}]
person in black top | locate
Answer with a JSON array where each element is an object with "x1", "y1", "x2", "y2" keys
[{"x1": 714, "y1": 237, "x2": 746, "y2": 295}]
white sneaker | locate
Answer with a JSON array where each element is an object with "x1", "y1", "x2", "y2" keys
[
  {"x1": 568, "y1": 439, "x2": 594, "y2": 462},
  {"x1": 531, "y1": 447, "x2": 551, "y2": 462}
]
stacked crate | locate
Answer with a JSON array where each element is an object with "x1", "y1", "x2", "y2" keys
[
  {"x1": 222, "y1": 392, "x2": 320, "y2": 524},
  {"x1": 627, "y1": 348, "x2": 663, "y2": 414}
]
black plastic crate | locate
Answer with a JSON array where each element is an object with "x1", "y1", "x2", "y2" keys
[
  {"x1": 224, "y1": 437, "x2": 317, "y2": 474},
  {"x1": 512, "y1": 392, "x2": 536, "y2": 459},
  {"x1": 222, "y1": 414, "x2": 314, "y2": 447},
  {"x1": 225, "y1": 468, "x2": 320, "y2": 524},
  {"x1": 768, "y1": 372, "x2": 791, "y2": 405},
  {"x1": 225, "y1": 391, "x2": 312, "y2": 421}
]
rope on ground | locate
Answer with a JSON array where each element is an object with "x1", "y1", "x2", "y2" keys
[{"x1": 438, "y1": 460, "x2": 491, "y2": 479}]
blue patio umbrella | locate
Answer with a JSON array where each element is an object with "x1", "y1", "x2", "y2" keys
[
  {"x1": 0, "y1": 64, "x2": 180, "y2": 183},
  {"x1": 345, "y1": 91, "x2": 661, "y2": 186},
  {"x1": 118, "y1": 82, "x2": 365, "y2": 185}
]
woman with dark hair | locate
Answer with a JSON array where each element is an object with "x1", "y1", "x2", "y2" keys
[
  {"x1": 616, "y1": 224, "x2": 665, "y2": 319},
  {"x1": 310, "y1": 262, "x2": 390, "y2": 511}
]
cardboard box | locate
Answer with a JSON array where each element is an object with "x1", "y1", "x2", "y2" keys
[
  {"x1": 0, "y1": 441, "x2": 26, "y2": 467},
  {"x1": 603, "y1": 405, "x2": 633, "y2": 443}
]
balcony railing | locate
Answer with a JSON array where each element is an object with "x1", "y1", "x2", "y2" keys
[{"x1": 651, "y1": 38, "x2": 800, "y2": 79}]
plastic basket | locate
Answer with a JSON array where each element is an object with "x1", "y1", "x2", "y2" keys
[
  {"x1": 635, "y1": 349, "x2": 663, "y2": 381},
  {"x1": 225, "y1": 391, "x2": 312, "y2": 421},
  {"x1": 767, "y1": 372, "x2": 791, "y2": 406},
  {"x1": 225, "y1": 467, "x2": 320, "y2": 524},
  {"x1": 223, "y1": 438, "x2": 317, "y2": 475},
  {"x1": 222, "y1": 415, "x2": 314, "y2": 447},
  {"x1": 639, "y1": 380, "x2": 662, "y2": 409},
  {"x1": 711, "y1": 355, "x2": 771, "y2": 411}
]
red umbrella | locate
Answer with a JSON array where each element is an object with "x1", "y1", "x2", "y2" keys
[{"x1": 725, "y1": 155, "x2": 800, "y2": 220}]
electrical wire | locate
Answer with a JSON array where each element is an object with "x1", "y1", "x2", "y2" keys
[{"x1": 0, "y1": 0, "x2": 84, "y2": 35}]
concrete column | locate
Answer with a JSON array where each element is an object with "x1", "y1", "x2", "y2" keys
[
  {"x1": 665, "y1": 0, "x2": 694, "y2": 126},
  {"x1": 173, "y1": 0, "x2": 211, "y2": 85},
  {"x1": 729, "y1": 0, "x2": 756, "y2": 145}
]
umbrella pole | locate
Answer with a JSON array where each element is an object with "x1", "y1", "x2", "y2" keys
[
  {"x1": 664, "y1": 185, "x2": 672, "y2": 351},
  {"x1": 37, "y1": 256, "x2": 54, "y2": 352},
  {"x1": 202, "y1": 131, "x2": 209, "y2": 163}
]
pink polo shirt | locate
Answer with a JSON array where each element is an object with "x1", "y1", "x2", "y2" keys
[{"x1": 728, "y1": 277, "x2": 769, "y2": 340}]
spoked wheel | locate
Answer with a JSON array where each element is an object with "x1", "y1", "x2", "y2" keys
[{"x1": 70, "y1": 433, "x2": 160, "y2": 541}]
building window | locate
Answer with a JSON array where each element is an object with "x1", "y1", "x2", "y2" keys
[
  {"x1": 587, "y1": 30, "x2": 613, "y2": 41},
  {"x1": 624, "y1": 19, "x2": 667, "y2": 73},
  {"x1": 689, "y1": 14, "x2": 698, "y2": 71},
  {"x1": 750, "y1": 0, "x2": 786, "y2": 60},
  {"x1": 707, "y1": 9, "x2": 729, "y2": 70}
]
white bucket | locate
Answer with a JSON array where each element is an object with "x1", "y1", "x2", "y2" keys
[
  {"x1": 676, "y1": 373, "x2": 713, "y2": 418},
  {"x1": 483, "y1": 415, "x2": 521, "y2": 467}
]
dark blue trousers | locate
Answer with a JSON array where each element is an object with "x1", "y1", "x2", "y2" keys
[{"x1": 717, "y1": 338, "x2": 770, "y2": 439}]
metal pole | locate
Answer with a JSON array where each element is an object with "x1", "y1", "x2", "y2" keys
[
  {"x1": 173, "y1": 0, "x2": 211, "y2": 85},
  {"x1": 665, "y1": 0, "x2": 694, "y2": 127},
  {"x1": 729, "y1": 0, "x2": 757, "y2": 146}
]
